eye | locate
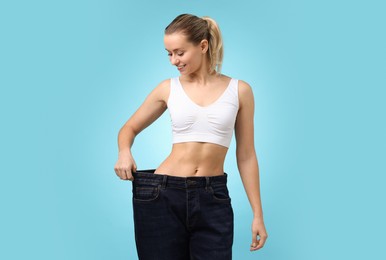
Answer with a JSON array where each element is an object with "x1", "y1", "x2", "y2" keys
[{"x1": 167, "y1": 52, "x2": 184, "y2": 57}]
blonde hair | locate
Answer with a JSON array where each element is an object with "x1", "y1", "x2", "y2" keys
[{"x1": 165, "y1": 14, "x2": 224, "y2": 75}]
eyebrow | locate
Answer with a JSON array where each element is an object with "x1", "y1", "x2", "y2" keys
[{"x1": 165, "y1": 48, "x2": 184, "y2": 52}]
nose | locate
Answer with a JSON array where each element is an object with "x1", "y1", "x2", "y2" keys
[{"x1": 170, "y1": 55, "x2": 179, "y2": 65}]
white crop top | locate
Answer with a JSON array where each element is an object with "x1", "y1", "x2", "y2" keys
[{"x1": 167, "y1": 76, "x2": 239, "y2": 148}]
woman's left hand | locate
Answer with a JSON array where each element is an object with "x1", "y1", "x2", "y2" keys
[{"x1": 250, "y1": 216, "x2": 268, "y2": 251}]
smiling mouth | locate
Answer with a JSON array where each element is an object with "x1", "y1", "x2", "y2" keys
[{"x1": 177, "y1": 65, "x2": 186, "y2": 69}]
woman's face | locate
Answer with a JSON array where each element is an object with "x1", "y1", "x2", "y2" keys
[{"x1": 164, "y1": 32, "x2": 208, "y2": 74}]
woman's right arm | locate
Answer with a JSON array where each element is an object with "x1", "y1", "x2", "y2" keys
[{"x1": 114, "y1": 79, "x2": 170, "y2": 181}]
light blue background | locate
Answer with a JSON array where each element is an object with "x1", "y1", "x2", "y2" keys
[{"x1": 1, "y1": 0, "x2": 385, "y2": 259}]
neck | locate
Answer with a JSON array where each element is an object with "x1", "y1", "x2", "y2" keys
[{"x1": 182, "y1": 62, "x2": 220, "y2": 85}]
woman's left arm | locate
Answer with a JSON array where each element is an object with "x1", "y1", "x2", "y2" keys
[{"x1": 234, "y1": 80, "x2": 268, "y2": 251}]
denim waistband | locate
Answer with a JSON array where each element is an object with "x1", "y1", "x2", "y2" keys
[{"x1": 132, "y1": 169, "x2": 228, "y2": 189}]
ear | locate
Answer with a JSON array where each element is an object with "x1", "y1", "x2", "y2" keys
[{"x1": 200, "y1": 39, "x2": 209, "y2": 53}]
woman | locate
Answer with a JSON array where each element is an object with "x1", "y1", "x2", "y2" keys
[{"x1": 114, "y1": 13, "x2": 268, "y2": 259}]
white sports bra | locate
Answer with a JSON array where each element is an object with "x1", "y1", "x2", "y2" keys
[{"x1": 167, "y1": 76, "x2": 239, "y2": 148}]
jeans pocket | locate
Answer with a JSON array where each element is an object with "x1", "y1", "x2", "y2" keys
[
  {"x1": 209, "y1": 184, "x2": 231, "y2": 202},
  {"x1": 133, "y1": 184, "x2": 161, "y2": 202}
]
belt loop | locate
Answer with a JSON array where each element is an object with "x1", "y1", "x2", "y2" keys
[
  {"x1": 161, "y1": 175, "x2": 167, "y2": 189},
  {"x1": 205, "y1": 177, "x2": 210, "y2": 191}
]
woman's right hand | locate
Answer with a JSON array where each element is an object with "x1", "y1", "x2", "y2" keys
[{"x1": 114, "y1": 150, "x2": 137, "y2": 181}]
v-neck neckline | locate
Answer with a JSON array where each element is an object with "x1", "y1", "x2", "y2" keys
[{"x1": 177, "y1": 77, "x2": 233, "y2": 109}]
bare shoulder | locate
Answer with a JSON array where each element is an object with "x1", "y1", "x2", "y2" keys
[
  {"x1": 238, "y1": 79, "x2": 253, "y2": 94},
  {"x1": 237, "y1": 79, "x2": 254, "y2": 108},
  {"x1": 150, "y1": 78, "x2": 171, "y2": 107},
  {"x1": 157, "y1": 78, "x2": 171, "y2": 88},
  {"x1": 155, "y1": 78, "x2": 170, "y2": 93}
]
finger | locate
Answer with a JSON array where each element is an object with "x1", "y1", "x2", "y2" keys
[
  {"x1": 119, "y1": 168, "x2": 127, "y2": 179},
  {"x1": 130, "y1": 166, "x2": 136, "y2": 181},
  {"x1": 117, "y1": 168, "x2": 125, "y2": 180},
  {"x1": 256, "y1": 234, "x2": 268, "y2": 249},
  {"x1": 127, "y1": 168, "x2": 136, "y2": 181},
  {"x1": 122, "y1": 169, "x2": 130, "y2": 180},
  {"x1": 252, "y1": 234, "x2": 267, "y2": 250},
  {"x1": 116, "y1": 168, "x2": 123, "y2": 179},
  {"x1": 250, "y1": 233, "x2": 259, "y2": 250},
  {"x1": 128, "y1": 171, "x2": 134, "y2": 181}
]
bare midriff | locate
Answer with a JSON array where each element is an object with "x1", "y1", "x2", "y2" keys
[{"x1": 154, "y1": 142, "x2": 228, "y2": 177}]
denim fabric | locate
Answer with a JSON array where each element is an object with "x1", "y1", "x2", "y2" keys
[{"x1": 131, "y1": 169, "x2": 234, "y2": 260}]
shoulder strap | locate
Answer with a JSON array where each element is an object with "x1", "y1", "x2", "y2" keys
[
  {"x1": 167, "y1": 77, "x2": 180, "y2": 106},
  {"x1": 227, "y1": 78, "x2": 238, "y2": 97}
]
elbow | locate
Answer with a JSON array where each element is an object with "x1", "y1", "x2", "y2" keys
[
  {"x1": 119, "y1": 123, "x2": 137, "y2": 137},
  {"x1": 236, "y1": 147, "x2": 257, "y2": 163},
  {"x1": 236, "y1": 150, "x2": 259, "y2": 173}
]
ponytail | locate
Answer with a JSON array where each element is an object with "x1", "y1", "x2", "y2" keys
[{"x1": 202, "y1": 16, "x2": 224, "y2": 75}]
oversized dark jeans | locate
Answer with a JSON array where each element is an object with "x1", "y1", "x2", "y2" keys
[{"x1": 131, "y1": 169, "x2": 234, "y2": 260}]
